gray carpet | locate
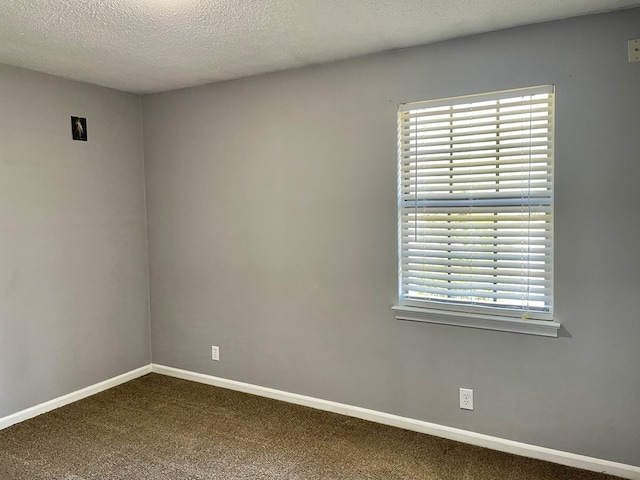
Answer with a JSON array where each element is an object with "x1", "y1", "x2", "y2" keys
[{"x1": 0, "y1": 374, "x2": 620, "y2": 479}]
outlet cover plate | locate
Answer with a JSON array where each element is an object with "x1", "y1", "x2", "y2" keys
[
  {"x1": 211, "y1": 345, "x2": 219, "y2": 361},
  {"x1": 629, "y1": 39, "x2": 640, "y2": 62},
  {"x1": 460, "y1": 388, "x2": 474, "y2": 410}
]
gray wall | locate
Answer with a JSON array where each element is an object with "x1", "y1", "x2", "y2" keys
[
  {"x1": 0, "y1": 66, "x2": 150, "y2": 417},
  {"x1": 143, "y1": 8, "x2": 640, "y2": 466}
]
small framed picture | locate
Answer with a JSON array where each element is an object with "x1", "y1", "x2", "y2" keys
[{"x1": 71, "y1": 116, "x2": 87, "y2": 141}]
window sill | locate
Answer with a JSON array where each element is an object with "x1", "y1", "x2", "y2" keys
[{"x1": 392, "y1": 305, "x2": 561, "y2": 337}]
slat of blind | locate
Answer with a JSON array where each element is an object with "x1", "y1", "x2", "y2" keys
[
  {"x1": 403, "y1": 282, "x2": 550, "y2": 296},
  {"x1": 402, "y1": 164, "x2": 551, "y2": 177},
  {"x1": 402, "y1": 115, "x2": 552, "y2": 129},
  {"x1": 402, "y1": 214, "x2": 551, "y2": 222},
  {"x1": 404, "y1": 158, "x2": 551, "y2": 167},
  {"x1": 403, "y1": 209, "x2": 550, "y2": 217},
  {"x1": 401, "y1": 173, "x2": 552, "y2": 183},
  {"x1": 404, "y1": 238, "x2": 550, "y2": 245},
  {"x1": 403, "y1": 271, "x2": 552, "y2": 286},
  {"x1": 401, "y1": 150, "x2": 552, "y2": 164},
  {"x1": 403, "y1": 264, "x2": 549, "y2": 278},
  {"x1": 403, "y1": 256, "x2": 552, "y2": 265},
  {"x1": 402, "y1": 274, "x2": 553, "y2": 284},
  {"x1": 400, "y1": 141, "x2": 552, "y2": 157},
  {"x1": 402, "y1": 227, "x2": 551, "y2": 237},
  {"x1": 401, "y1": 101, "x2": 552, "y2": 120},
  {"x1": 403, "y1": 290, "x2": 550, "y2": 302},
  {"x1": 402, "y1": 175, "x2": 552, "y2": 188},
  {"x1": 401, "y1": 226, "x2": 551, "y2": 235},
  {"x1": 401, "y1": 97, "x2": 553, "y2": 115},
  {"x1": 403, "y1": 185, "x2": 552, "y2": 195},
  {"x1": 402, "y1": 258, "x2": 549, "y2": 270},
  {"x1": 402, "y1": 154, "x2": 551, "y2": 163},
  {"x1": 404, "y1": 278, "x2": 552, "y2": 293},
  {"x1": 403, "y1": 230, "x2": 552, "y2": 239},
  {"x1": 402, "y1": 132, "x2": 552, "y2": 149},
  {"x1": 403, "y1": 287, "x2": 547, "y2": 302},
  {"x1": 405, "y1": 241, "x2": 551, "y2": 250},
  {"x1": 404, "y1": 229, "x2": 552, "y2": 235},
  {"x1": 404, "y1": 252, "x2": 550, "y2": 269},
  {"x1": 400, "y1": 95, "x2": 551, "y2": 119},
  {"x1": 402, "y1": 243, "x2": 551, "y2": 254},
  {"x1": 401, "y1": 119, "x2": 551, "y2": 137},
  {"x1": 404, "y1": 125, "x2": 552, "y2": 138},
  {"x1": 400, "y1": 194, "x2": 552, "y2": 205},
  {"x1": 400, "y1": 111, "x2": 553, "y2": 129}
]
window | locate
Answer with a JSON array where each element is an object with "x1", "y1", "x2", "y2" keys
[{"x1": 393, "y1": 86, "x2": 560, "y2": 337}]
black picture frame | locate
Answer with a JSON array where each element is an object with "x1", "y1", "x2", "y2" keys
[{"x1": 71, "y1": 116, "x2": 88, "y2": 141}]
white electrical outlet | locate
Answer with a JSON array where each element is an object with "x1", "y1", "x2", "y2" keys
[
  {"x1": 211, "y1": 345, "x2": 219, "y2": 361},
  {"x1": 629, "y1": 39, "x2": 640, "y2": 63},
  {"x1": 460, "y1": 388, "x2": 474, "y2": 410}
]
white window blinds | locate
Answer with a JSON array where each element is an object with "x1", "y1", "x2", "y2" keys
[{"x1": 398, "y1": 85, "x2": 554, "y2": 319}]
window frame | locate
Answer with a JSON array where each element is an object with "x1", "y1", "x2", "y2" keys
[{"x1": 393, "y1": 86, "x2": 560, "y2": 337}]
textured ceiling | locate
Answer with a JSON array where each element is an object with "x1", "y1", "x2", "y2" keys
[{"x1": 0, "y1": 0, "x2": 638, "y2": 94}]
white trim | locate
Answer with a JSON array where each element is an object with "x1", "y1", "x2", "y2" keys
[
  {"x1": 393, "y1": 305, "x2": 561, "y2": 337},
  {"x1": 0, "y1": 365, "x2": 151, "y2": 431},
  {"x1": 152, "y1": 364, "x2": 640, "y2": 480}
]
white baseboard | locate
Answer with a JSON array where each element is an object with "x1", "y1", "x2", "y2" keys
[
  {"x1": 0, "y1": 365, "x2": 151, "y2": 431},
  {"x1": 152, "y1": 364, "x2": 640, "y2": 480},
  {"x1": 2, "y1": 363, "x2": 637, "y2": 480}
]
